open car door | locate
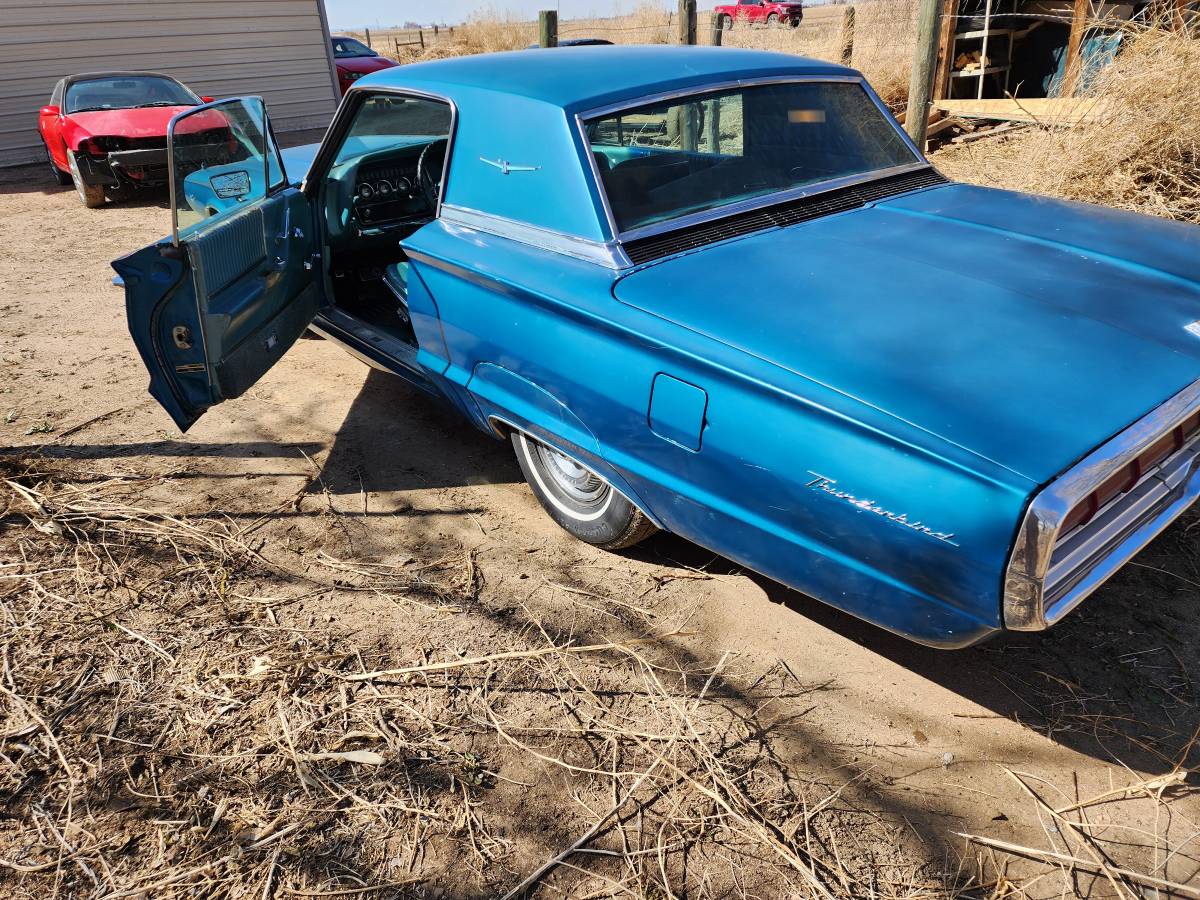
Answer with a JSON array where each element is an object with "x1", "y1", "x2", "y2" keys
[{"x1": 114, "y1": 97, "x2": 319, "y2": 432}]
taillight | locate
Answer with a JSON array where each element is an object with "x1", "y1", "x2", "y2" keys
[{"x1": 1060, "y1": 414, "x2": 1200, "y2": 534}]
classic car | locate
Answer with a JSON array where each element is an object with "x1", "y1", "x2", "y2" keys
[
  {"x1": 114, "y1": 47, "x2": 1200, "y2": 648},
  {"x1": 39, "y1": 71, "x2": 216, "y2": 207},
  {"x1": 330, "y1": 36, "x2": 400, "y2": 95},
  {"x1": 714, "y1": 0, "x2": 804, "y2": 28}
]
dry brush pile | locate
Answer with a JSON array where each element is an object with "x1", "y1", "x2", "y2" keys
[
  {"x1": 0, "y1": 456, "x2": 970, "y2": 898},
  {"x1": 933, "y1": 15, "x2": 1200, "y2": 224}
]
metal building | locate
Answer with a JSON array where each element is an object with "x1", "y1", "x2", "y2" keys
[{"x1": 0, "y1": 0, "x2": 341, "y2": 166}]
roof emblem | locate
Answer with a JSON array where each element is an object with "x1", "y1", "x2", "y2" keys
[{"x1": 480, "y1": 157, "x2": 540, "y2": 175}]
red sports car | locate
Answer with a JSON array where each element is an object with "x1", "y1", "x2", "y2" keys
[
  {"x1": 331, "y1": 36, "x2": 400, "y2": 95},
  {"x1": 38, "y1": 71, "x2": 214, "y2": 208}
]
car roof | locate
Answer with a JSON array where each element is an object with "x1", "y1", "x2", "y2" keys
[{"x1": 364, "y1": 44, "x2": 856, "y2": 112}]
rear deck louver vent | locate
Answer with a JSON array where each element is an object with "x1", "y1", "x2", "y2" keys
[{"x1": 622, "y1": 168, "x2": 949, "y2": 266}]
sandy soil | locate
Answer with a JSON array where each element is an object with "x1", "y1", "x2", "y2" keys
[{"x1": 1, "y1": 159, "x2": 1198, "y2": 897}]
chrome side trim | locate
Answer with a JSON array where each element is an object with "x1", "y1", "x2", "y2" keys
[
  {"x1": 1004, "y1": 378, "x2": 1200, "y2": 630},
  {"x1": 618, "y1": 162, "x2": 935, "y2": 245},
  {"x1": 572, "y1": 75, "x2": 927, "y2": 243},
  {"x1": 440, "y1": 204, "x2": 631, "y2": 268}
]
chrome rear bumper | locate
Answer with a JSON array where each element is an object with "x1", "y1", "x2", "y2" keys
[{"x1": 1004, "y1": 378, "x2": 1200, "y2": 631}]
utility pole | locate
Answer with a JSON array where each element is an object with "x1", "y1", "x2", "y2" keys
[
  {"x1": 539, "y1": 10, "x2": 558, "y2": 47},
  {"x1": 905, "y1": 0, "x2": 945, "y2": 149}
]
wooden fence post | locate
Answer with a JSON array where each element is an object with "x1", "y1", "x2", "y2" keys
[
  {"x1": 433, "y1": 24, "x2": 439, "y2": 37},
  {"x1": 905, "y1": 0, "x2": 945, "y2": 148},
  {"x1": 419, "y1": 30, "x2": 425, "y2": 49},
  {"x1": 706, "y1": 97, "x2": 721, "y2": 152},
  {"x1": 710, "y1": 11, "x2": 724, "y2": 45},
  {"x1": 1060, "y1": 0, "x2": 1090, "y2": 96},
  {"x1": 840, "y1": 7, "x2": 855, "y2": 65},
  {"x1": 677, "y1": 0, "x2": 697, "y2": 45},
  {"x1": 364, "y1": 27, "x2": 372, "y2": 48},
  {"x1": 539, "y1": 10, "x2": 558, "y2": 47}
]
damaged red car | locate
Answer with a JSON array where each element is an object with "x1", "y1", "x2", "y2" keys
[{"x1": 38, "y1": 72, "x2": 214, "y2": 208}]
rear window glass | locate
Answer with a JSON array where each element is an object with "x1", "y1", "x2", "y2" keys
[{"x1": 584, "y1": 81, "x2": 918, "y2": 233}]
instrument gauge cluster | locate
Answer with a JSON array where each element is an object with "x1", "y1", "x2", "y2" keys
[{"x1": 352, "y1": 159, "x2": 425, "y2": 226}]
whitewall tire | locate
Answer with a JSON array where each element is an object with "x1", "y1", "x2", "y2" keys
[{"x1": 511, "y1": 431, "x2": 658, "y2": 550}]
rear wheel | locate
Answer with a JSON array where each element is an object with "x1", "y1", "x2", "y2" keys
[
  {"x1": 511, "y1": 431, "x2": 658, "y2": 550},
  {"x1": 44, "y1": 141, "x2": 71, "y2": 186},
  {"x1": 720, "y1": 13, "x2": 733, "y2": 28},
  {"x1": 67, "y1": 151, "x2": 105, "y2": 208}
]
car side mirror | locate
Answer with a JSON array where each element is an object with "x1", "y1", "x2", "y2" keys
[
  {"x1": 200, "y1": 96, "x2": 215, "y2": 104},
  {"x1": 210, "y1": 170, "x2": 253, "y2": 200},
  {"x1": 40, "y1": 105, "x2": 60, "y2": 116}
]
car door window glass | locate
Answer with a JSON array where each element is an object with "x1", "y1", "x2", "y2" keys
[{"x1": 169, "y1": 97, "x2": 285, "y2": 240}]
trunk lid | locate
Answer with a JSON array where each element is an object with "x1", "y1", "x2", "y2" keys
[{"x1": 613, "y1": 182, "x2": 1200, "y2": 483}]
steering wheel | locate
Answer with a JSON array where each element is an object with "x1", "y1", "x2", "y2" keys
[{"x1": 417, "y1": 138, "x2": 448, "y2": 211}]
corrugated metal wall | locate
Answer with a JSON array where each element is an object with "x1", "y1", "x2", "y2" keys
[{"x1": 0, "y1": 0, "x2": 340, "y2": 166}]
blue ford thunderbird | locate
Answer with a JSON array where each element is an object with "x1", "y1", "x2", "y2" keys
[{"x1": 114, "y1": 47, "x2": 1200, "y2": 648}]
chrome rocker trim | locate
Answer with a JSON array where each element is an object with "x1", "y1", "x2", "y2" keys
[{"x1": 1004, "y1": 378, "x2": 1200, "y2": 631}]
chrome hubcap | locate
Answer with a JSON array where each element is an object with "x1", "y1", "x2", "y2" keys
[{"x1": 534, "y1": 442, "x2": 609, "y2": 505}]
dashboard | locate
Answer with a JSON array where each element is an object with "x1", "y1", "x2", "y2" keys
[
  {"x1": 353, "y1": 155, "x2": 428, "y2": 226},
  {"x1": 323, "y1": 138, "x2": 442, "y2": 248}
]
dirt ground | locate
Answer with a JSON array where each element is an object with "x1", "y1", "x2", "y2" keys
[{"x1": 1, "y1": 156, "x2": 1199, "y2": 898}]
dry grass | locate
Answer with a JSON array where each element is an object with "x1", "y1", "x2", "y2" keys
[
  {"x1": 0, "y1": 456, "x2": 979, "y2": 897},
  {"x1": 4, "y1": 453, "x2": 1199, "y2": 895},
  {"x1": 933, "y1": 15, "x2": 1200, "y2": 224}
]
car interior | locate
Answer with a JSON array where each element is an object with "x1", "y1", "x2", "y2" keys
[{"x1": 318, "y1": 94, "x2": 451, "y2": 349}]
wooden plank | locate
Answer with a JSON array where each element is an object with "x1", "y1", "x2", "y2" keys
[
  {"x1": 1060, "y1": 0, "x2": 1091, "y2": 96},
  {"x1": 935, "y1": 97, "x2": 1113, "y2": 125},
  {"x1": 932, "y1": 0, "x2": 959, "y2": 102}
]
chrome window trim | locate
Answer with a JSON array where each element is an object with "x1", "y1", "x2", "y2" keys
[
  {"x1": 300, "y1": 84, "x2": 459, "y2": 221},
  {"x1": 572, "y1": 74, "x2": 927, "y2": 244},
  {"x1": 440, "y1": 204, "x2": 631, "y2": 268},
  {"x1": 618, "y1": 162, "x2": 935, "y2": 244},
  {"x1": 1004, "y1": 377, "x2": 1200, "y2": 631}
]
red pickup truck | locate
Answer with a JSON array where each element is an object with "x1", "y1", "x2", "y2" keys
[{"x1": 715, "y1": 0, "x2": 804, "y2": 27}]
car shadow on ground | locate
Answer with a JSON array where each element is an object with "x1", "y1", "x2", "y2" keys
[
  {"x1": 11, "y1": 361, "x2": 1196, "y2": 782},
  {"x1": 307, "y1": 367, "x2": 524, "y2": 496},
  {"x1": 316, "y1": 369, "x2": 1200, "y2": 779},
  {"x1": 639, "y1": 526, "x2": 1200, "y2": 778}
]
